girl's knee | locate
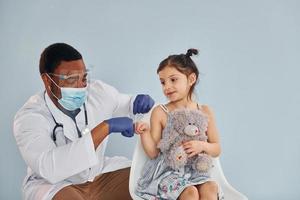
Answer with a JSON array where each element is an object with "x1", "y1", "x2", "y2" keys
[
  {"x1": 179, "y1": 186, "x2": 199, "y2": 199},
  {"x1": 200, "y1": 181, "x2": 218, "y2": 194},
  {"x1": 186, "y1": 185, "x2": 199, "y2": 195}
]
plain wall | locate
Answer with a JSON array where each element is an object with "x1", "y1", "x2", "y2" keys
[{"x1": 1, "y1": 0, "x2": 299, "y2": 199}]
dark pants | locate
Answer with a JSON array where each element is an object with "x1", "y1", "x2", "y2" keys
[{"x1": 52, "y1": 167, "x2": 132, "y2": 200}]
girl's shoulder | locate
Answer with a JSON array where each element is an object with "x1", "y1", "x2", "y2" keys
[
  {"x1": 151, "y1": 105, "x2": 168, "y2": 128},
  {"x1": 151, "y1": 104, "x2": 168, "y2": 119},
  {"x1": 152, "y1": 104, "x2": 168, "y2": 113},
  {"x1": 198, "y1": 103, "x2": 215, "y2": 118}
]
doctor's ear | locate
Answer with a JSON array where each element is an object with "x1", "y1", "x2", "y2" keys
[{"x1": 41, "y1": 73, "x2": 51, "y2": 88}]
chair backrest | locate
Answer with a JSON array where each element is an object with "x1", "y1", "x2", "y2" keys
[{"x1": 129, "y1": 137, "x2": 148, "y2": 199}]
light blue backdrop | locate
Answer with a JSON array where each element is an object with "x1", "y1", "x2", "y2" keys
[{"x1": 1, "y1": 1, "x2": 299, "y2": 199}]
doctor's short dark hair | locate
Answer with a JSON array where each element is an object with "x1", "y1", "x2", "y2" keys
[{"x1": 39, "y1": 43, "x2": 82, "y2": 75}]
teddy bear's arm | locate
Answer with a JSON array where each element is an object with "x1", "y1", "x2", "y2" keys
[{"x1": 158, "y1": 129, "x2": 181, "y2": 152}]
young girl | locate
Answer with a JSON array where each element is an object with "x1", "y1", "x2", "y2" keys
[{"x1": 135, "y1": 49, "x2": 223, "y2": 200}]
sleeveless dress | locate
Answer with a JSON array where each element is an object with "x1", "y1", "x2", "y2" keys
[{"x1": 135, "y1": 104, "x2": 224, "y2": 200}]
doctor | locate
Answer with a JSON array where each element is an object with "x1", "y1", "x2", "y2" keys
[{"x1": 13, "y1": 43, "x2": 154, "y2": 200}]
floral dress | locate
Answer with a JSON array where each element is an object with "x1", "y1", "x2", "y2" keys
[{"x1": 135, "y1": 104, "x2": 224, "y2": 200}]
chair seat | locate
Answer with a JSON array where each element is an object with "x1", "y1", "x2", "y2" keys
[{"x1": 129, "y1": 138, "x2": 248, "y2": 200}]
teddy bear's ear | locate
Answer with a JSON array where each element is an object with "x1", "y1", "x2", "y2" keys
[
  {"x1": 171, "y1": 111, "x2": 185, "y2": 132},
  {"x1": 190, "y1": 110, "x2": 197, "y2": 122},
  {"x1": 171, "y1": 111, "x2": 180, "y2": 120}
]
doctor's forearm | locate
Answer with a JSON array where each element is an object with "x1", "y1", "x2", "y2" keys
[{"x1": 91, "y1": 122, "x2": 109, "y2": 149}]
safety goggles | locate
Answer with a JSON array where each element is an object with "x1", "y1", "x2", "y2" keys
[{"x1": 48, "y1": 69, "x2": 90, "y2": 87}]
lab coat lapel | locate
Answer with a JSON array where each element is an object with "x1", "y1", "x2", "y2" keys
[
  {"x1": 45, "y1": 93, "x2": 78, "y2": 141},
  {"x1": 75, "y1": 107, "x2": 85, "y2": 131},
  {"x1": 61, "y1": 120, "x2": 77, "y2": 141}
]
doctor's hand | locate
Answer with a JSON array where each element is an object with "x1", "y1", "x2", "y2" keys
[
  {"x1": 105, "y1": 117, "x2": 134, "y2": 137},
  {"x1": 133, "y1": 94, "x2": 155, "y2": 114}
]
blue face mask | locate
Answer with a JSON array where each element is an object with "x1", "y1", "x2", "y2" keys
[
  {"x1": 47, "y1": 74, "x2": 88, "y2": 111},
  {"x1": 58, "y1": 87, "x2": 87, "y2": 111}
]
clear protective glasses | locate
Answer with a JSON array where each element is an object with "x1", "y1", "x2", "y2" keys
[{"x1": 48, "y1": 69, "x2": 90, "y2": 88}]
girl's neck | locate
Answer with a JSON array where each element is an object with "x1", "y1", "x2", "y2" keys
[{"x1": 167, "y1": 98, "x2": 196, "y2": 110}]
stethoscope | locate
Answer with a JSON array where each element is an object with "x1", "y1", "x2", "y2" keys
[{"x1": 44, "y1": 92, "x2": 89, "y2": 143}]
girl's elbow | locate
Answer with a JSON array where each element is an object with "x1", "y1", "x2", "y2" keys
[
  {"x1": 208, "y1": 143, "x2": 221, "y2": 157},
  {"x1": 147, "y1": 150, "x2": 159, "y2": 159},
  {"x1": 213, "y1": 147, "x2": 221, "y2": 157},
  {"x1": 149, "y1": 154, "x2": 158, "y2": 159}
]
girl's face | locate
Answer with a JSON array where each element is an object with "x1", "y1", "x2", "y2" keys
[{"x1": 158, "y1": 66, "x2": 196, "y2": 102}]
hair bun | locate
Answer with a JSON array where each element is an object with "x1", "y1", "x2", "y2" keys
[{"x1": 186, "y1": 48, "x2": 198, "y2": 57}]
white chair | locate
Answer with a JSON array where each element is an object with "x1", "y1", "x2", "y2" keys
[{"x1": 129, "y1": 135, "x2": 248, "y2": 200}]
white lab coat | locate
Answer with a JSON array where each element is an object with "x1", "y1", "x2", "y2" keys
[{"x1": 13, "y1": 80, "x2": 134, "y2": 200}]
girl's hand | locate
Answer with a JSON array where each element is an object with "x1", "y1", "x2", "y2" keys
[
  {"x1": 182, "y1": 140, "x2": 207, "y2": 158},
  {"x1": 135, "y1": 121, "x2": 150, "y2": 135}
]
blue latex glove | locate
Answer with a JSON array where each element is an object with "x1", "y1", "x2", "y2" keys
[
  {"x1": 133, "y1": 94, "x2": 155, "y2": 114},
  {"x1": 105, "y1": 117, "x2": 134, "y2": 137}
]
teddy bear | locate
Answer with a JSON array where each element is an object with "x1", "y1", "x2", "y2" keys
[{"x1": 158, "y1": 109, "x2": 213, "y2": 175}]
